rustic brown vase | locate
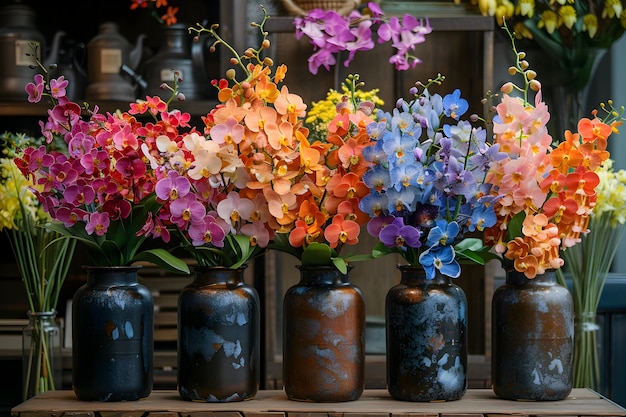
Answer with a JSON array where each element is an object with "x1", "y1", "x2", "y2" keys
[
  {"x1": 283, "y1": 265, "x2": 365, "y2": 402},
  {"x1": 386, "y1": 265, "x2": 468, "y2": 401},
  {"x1": 492, "y1": 269, "x2": 574, "y2": 400}
]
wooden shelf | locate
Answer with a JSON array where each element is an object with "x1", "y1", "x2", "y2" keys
[
  {"x1": 11, "y1": 389, "x2": 626, "y2": 417},
  {"x1": 0, "y1": 100, "x2": 219, "y2": 117},
  {"x1": 264, "y1": 3, "x2": 493, "y2": 33}
]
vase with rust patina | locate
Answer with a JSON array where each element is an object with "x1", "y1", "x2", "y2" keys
[
  {"x1": 283, "y1": 265, "x2": 365, "y2": 402},
  {"x1": 492, "y1": 269, "x2": 574, "y2": 401}
]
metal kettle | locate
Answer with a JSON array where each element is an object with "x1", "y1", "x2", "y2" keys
[
  {"x1": 0, "y1": 2, "x2": 63, "y2": 101},
  {"x1": 85, "y1": 22, "x2": 145, "y2": 102},
  {"x1": 141, "y1": 23, "x2": 216, "y2": 101},
  {"x1": 47, "y1": 32, "x2": 88, "y2": 101}
]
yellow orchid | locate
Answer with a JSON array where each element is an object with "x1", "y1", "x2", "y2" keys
[
  {"x1": 559, "y1": 5, "x2": 577, "y2": 28},
  {"x1": 473, "y1": 0, "x2": 626, "y2": 92}
]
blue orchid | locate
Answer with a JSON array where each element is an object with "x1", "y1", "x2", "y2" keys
[
  {"x1": 359, "y1": 78, "x2": 500, "y2": 278},
  {"x1": 419, "y1": 244, "x2": 461, "y2": 279}
]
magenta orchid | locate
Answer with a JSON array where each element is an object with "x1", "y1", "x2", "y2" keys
[
  {"x1": 294, "y1": 2, "x2": 432, "y2": 74},
  {"x1": 15, "y1": 60, "x2": 189, "y2": 273}
]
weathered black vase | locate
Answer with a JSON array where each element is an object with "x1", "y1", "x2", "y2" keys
[
  {"x1": 283, "y1": 265, "x2": 365, "y2": 402},
  {"x1": 72, "y1": 265, "x2": 153, "y2": 401},
  {"x1": 177, "y1": 265, "x2": 260, "y2": 402},
  {"x1": 492, "y1": 269, "x2": 574, "y2": 400},
  {"x1": 386, "y1": 265, "x2": 468, "y2": 401}
]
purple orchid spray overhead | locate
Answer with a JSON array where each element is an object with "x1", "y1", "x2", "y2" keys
[
  {"x1": 358, "y1": 76, "x2": 505, "y2": 279},
  {"x1": 294, "y1": 2, "x2": 432, "y2": 74}
]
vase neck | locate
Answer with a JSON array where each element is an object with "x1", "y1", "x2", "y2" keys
[
  {"x1": 297, "y1": 265, "x2": 351, "y2": 286},
  {"x1": 505, "y1": 269, "x2": 557, "y2": 286},
  {"x1": 83, "y1": 265, "x2": 141, "y2": 285},
  {"x1": 191, "y1": 266, "x2": 247, "y2": 286},
  {"x1": 26, "y1": 310, "x2": 57, "y2": 320},
  {"x1": 397, "y1": 265, "x2": 450, "y2": 286}
]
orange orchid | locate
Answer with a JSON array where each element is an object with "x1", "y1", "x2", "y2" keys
[
  {"x1": 183, "y1": 13, "x2": 379, "y2": 272},
  {"x1": 129, "y1": 0, "x2": 178, "y2": 26},
  {"x1": 484, "y1": 28, "x2": 615, "y2": 278}
]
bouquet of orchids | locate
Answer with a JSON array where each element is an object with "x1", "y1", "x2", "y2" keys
[
  {"x1": 15, "y1": 50, "x2": 189, "y2": 273},
  {"x1": 188, "y1": 10, "x2": 377, "y2": 273},
  {"x1": 359, "y1": 76, "x2": 502, "y2": 279},
  {"x1": 482, "y1": 26, "x2": 618, "y2": 278}
]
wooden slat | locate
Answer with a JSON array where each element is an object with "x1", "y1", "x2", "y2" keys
[
  {"x1": 99, "y1": 412, "x2": 144, "y2": 417},
  {"x1": 155, "y1": 294, "x2": 180, "y2": 309},
  {"x1": 11, "y1": 390, "x2": 626, "y2": 417},
  {"x1": 155, "y1": 328, "x2": 178, "y2": 342},
  {"x1": 155, "y1": 311, "x2": 178, "y2": 325},
  {"x1": 183, "y1": 412, "x2": 243, "y2": 417}
]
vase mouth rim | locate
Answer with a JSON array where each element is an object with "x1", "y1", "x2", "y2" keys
[
  {"x1": 296, "y1": 264, "x2": 354, "y2": 272},
  {"x1": 27, "y1": 309, "x2": 57, "y2": 317},
  {"x1": 396, "y1": 264, "x2": 423, "y2": 270},
  {"x1": 191, "y1": 264, "x2": 248, "y2": 271},
  {"x1": 81, "y1": 265, "x2": 143, "y2": 270}
]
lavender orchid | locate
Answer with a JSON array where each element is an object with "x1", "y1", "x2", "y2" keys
[
  {"x1": 359, "y1": 77, "x2": 505, "y2": 279},
  {"x1": 294, "y1": 2, "x2": 432, "y2": 74}
]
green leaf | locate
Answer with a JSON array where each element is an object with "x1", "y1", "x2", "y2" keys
[
  {"x1": 506, "y1": 211, "x2": 526, "y2": 242},
  {"x1": 332, "y1": 257, "x2": 348, "y2": 274},
  {"x1": 344, "y1": 253, "x2": 374, "y2": 263},
  {"x1": 268, "y1": 233, "x2": 302, "y2": 259},
  {"x1": 454, "y1": 237, "x2": 484, "y2": 252},
  {"x1": 301, "y1": 242, "x2": 333, "y2": 266},
  {"x1": 133, "y1": 248, "x2": 190, "y2": 274},
  {"x1": 372, "y1": 242, "x2": 398, "y2": 259}
]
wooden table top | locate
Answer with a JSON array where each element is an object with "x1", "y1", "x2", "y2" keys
[{"x1": 11, "y1": 389, "x2": 626, "y2": 417}]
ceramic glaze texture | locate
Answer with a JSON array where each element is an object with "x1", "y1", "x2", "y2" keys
[
  {"x1": 492, "y1": 270, "x2": 574, "y2": 401},
  {"x1": 72, "y1": 266, "x2": 153, "y2": 402},
  {"x1": 386, "y1": 266, "x2": 468, "y2": 401},
  {"x1": 283, "y1": 265, "x2": 365, "y2": 402},
  {"x1": 177, "y1": 266, "x2": 260, "y2": 402}
]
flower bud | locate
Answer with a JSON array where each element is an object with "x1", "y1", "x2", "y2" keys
[
  {"x1": 225, "y1": 68, "x2": 236, "y2": 80},
  {"x1": 263, "y1": 57, "x2": 274, "y2": 66},
  {"x1": 262, "y1": 39, "x2": 270, "y2": 49},
  {"x1": 520, "y1": 60, "x2": 529, "y2": 70},
  {"x1": 500, "y1": 82, "x2": 514, "y2": 94},
  {"x1": 508, "y1": 66, "x2": 517, "y2": 75},
  {"x1": 525, "y1": 70, "x2": 537, "y2": 80},
  {"x1": 529, "y1": 79, "x2": 542, "y2": 91}
]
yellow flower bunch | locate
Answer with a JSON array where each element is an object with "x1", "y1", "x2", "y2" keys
[
  {"x1": 0, "y1": 133, "x2": 46, "y2": 232},
  {"x1": 593, "y1": 158, "x2": 626, "y2": 227},
  {"x1": 0, "y1": 157, "x2": 43, "y2": 231},
  {"x1": 305, "y1": 76, "x2": 384, "y2": 142},
  {"x1": 471, "y1": 0, "x2": 626, "y2": 91}
]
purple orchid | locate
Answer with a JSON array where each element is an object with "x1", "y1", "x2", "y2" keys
[{"x1": 294, "y1": 2, "x2": 432, "y2": 74}]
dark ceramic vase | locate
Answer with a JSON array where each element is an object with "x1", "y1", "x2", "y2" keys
[
  {"x1": 177, "y1": 265, "x2": 260, "y2": 402},
  {"x1": 386, "y1": 265, "x2": 468, "y2": 401},
  {"x1": 72, "y1": 265, "x2": 153, "y2": 401},
  {"x1": 283, "y1": 265, "x2": 365, "y2": 402},
  {"x1": 492, "y1": 269, "x2": 574, "y2": 400}
]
